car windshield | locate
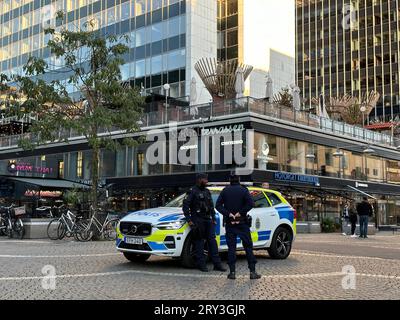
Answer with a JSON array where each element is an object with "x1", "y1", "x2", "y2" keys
[{"x1": 165, "y1": 191, "x2": 221, "y2": 208}]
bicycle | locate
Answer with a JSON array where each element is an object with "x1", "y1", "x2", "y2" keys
[
  {"x1": 79, "y1": 208, "x2": 120, "y2": 241},
  {"x1": 47, "y1": 207, "x2": 87, "y2": 241},
  {"x1": 35, "y1": 206, "x2": 54, "y2": 218},
  {"x1": 0, "y1": 210, "x2": 9, "y2": 236},
  {"x1": 0, "y1": 205, "x2": 25, "y2": 239}
]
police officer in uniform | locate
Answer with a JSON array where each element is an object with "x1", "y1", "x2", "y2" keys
[
  {"x1": 216, "y1": 173, "x2": 261, "y2": 280},
  {"x1": 183, "y1": 173, "x2": 227, "y2": 273}
]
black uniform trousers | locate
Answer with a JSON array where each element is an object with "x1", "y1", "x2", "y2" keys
[
  {"x1": 191, "y1": 216, "x2": 221, "y2": 268},
  {"x1": 225, "y1": 223, "x2": 257, "y2": 272}
]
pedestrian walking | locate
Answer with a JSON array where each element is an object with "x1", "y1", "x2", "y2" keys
[
  {"x1": 341, "y1": 202, "x2": 350, "y2": 235},
  {"x1": 349, "y1": 202, "x2": 358, "y2": 238},
  {"x1": 182, "y1": 173, "x2": 226, "y2": 273},
  {"x1": 356, "y1": 197, "x2": 373, "y2": 239},
  {"x1": 215, "y1": 172, "x2": 261, "y2": 280}
]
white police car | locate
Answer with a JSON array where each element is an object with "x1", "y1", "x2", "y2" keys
[{"x1": 116, "y1": 186, "x2": 296, "y2": 267}]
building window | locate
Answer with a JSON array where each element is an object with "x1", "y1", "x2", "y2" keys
[
  {"x1": 137, "y1": 152, "x2": 144, "y2": 176},
  {"x1": 77, "y1": 151, "x2": 83, "y2": 178},
  {"x1": 58, "y1": 161, "x2": 64, "y2": 179}
]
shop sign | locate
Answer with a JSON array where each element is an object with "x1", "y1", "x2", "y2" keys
[
  {"x1": 8, "y1": 161, "x2": 54, "y2": 174},
  {"x1": 201, "y1": 124, "x2": 245, "y2": 136},
  {"x1": 24, "y1": 189, "x2": 62, "y2": 198},
  {"x1": 274, "y1": 172, "x2": 320, "y2": 186},
  {"x1": 355, "y1": 182, "x2": 369, "y2": 188}
]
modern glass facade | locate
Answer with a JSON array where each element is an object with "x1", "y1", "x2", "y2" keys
[
  {"x1": 2, "y1": 131, "x2": 400, "y2": 182},
  {"x1": 0, "y1": 0, "x2": 187, "y2": 98},
  {"x1": 296, "y1": 0, "x2": 400, "y2": 118},
  {"x1": 2, "y1": 128, "x2": 400, "y2": 223},
  {"x1": 217, "y1": 0, "x2": 239, "y2": 63}
]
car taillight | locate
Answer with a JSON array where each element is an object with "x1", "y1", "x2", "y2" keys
[{"x1": 293, "y1": 209, "x2": 297, "y2": 220}]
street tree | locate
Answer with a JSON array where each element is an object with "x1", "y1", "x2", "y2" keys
[{"x1": 0, "y1": 12, "x2": 144, "y2": 215}]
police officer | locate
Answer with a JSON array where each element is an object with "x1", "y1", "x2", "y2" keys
[
  {"x1": 183, "y1": 173, "x2": 227, "y2": 273},
  {"x1": 216, "y1": 173, "x2": 261, "y2": 280}
]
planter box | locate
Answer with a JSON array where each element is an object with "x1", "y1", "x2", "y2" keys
[
  {"x1": 296, "y1": 222, "x2": 322, "y2": 234},
  {"x1": 22, "y1": 218, "x2": 52, "y2": 239}
]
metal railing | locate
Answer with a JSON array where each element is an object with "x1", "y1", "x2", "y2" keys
[{"x1": 0, "y1": 97, "x2": 399, "y2": 150}]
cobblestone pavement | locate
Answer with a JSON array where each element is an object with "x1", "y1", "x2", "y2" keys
[{"x1": 0, "y1": 233, "x2": 399, "y2": 300}]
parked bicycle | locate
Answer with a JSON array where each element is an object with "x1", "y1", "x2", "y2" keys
[
  {"x1": 36, "y1": 206, "x2": 54, "y2": 218},
  {"x1": 35, "y1": 204, "x2": 65, "y2": 219},
  {"x1": 79, "y1": 207, "x2": 120, "y2": 242},
  {"x1": 0, "y1": 210, "x2": 9, "y2": 236},
  {"x1": 46, "y1": 207, "x2": 88, "y2": 241},
  {"x1": 0, "y1": 204, "x2": 25, "y2": 239}
]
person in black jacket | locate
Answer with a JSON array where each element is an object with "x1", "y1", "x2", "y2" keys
[
  {"x1": 356, "y1": 197, "x2": 373, "y2": 239},
  {"x1": 216, "y1": 173, "x2": 261, "y2": 280},
  {"x1": 349, "y1": 202, "x2": 358, "y2": 238},
  {"x1": 182, "y1": 173, "x2": 226, "y2": 273}
]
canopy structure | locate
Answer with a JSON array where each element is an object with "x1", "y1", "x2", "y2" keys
[
  {"x1": 4, "y1": 176, "x2": 91, "y2": 189},
  {"x1": 346, "y1": 185, "x2": 377, "y2": 200}
]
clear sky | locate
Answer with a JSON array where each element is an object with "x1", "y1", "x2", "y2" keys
[{"x1": 243, "y1": 0, "x2": 295, "y2": 70}]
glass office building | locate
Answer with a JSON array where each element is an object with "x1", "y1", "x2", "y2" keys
[
  {"x1": 296, "y1": 0, "x2": 400, "y2": 119},
  {"x1": 0, "y1": 0, "x2": 219, "y2": 103},
  {"x1": 218, "y1": 0, "x2": 296, "y2": 97}
]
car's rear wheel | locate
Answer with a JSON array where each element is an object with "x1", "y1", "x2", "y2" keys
[
  {"x1": 267, "y1": 226, "x2": 292, "y2": 259},
  {"x1": 123, "y1": 252, "x2": 151, "y2": 262}
]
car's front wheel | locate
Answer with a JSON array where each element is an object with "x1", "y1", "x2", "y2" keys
[
  {"x1": 267, "y1": 226, "x2": 293, "y2": 259},
  {"x1": 181, "y1": 233, "x2": 196, "y2": 268},
  {"x1": 123, "y1": 252, "x2": 151, "y2": 262},
  {"x1": 181, "y1": 232, "x2": 210, "y2": 268}
]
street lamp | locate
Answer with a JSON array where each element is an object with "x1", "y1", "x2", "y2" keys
[
  {"x1": 362, "y1": 146, "x2": 376, "y2": 181},
  {"x1": 333, "y1": 148, "x2": 345, "y2": 178},
  {"x1": 163, "y1": 83, "x2": 170, "y2": 124},
  {"x1": 363, "y1": 146, "x2": 376, "y2": 155},
  {"x1": 360, "y1": 105, "x2": 367, "y2": 128}
]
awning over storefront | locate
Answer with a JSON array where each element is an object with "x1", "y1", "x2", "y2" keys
[
  {"x1": 5, "y1": 177, "x2": 91, "y2": 189},
  {"x1": 346, "y1": 185, "x2": 377, "y2": 200}
]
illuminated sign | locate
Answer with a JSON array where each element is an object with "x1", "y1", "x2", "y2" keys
[
  {"x1": 355, "y1": 182, "x2": 369, "y2": 188},
  {"x1": 274, "y1": 172, "x2": 320, "y2": 186},
  {"x1": 24, "y1": 190, "x2": 62, "y2": 198},
  {"x1": 201, "y1": 124, "x2": 245, "y2": 136},
  {"x1": 7, "y1": 161, "x2": 54, "y2": 174}
]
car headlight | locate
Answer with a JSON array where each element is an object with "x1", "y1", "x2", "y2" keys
[{"x1": 155, "y1": 220, "x2": 186, "y2": 230}]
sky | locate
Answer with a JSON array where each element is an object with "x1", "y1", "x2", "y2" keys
[{"x1": 243, "y1": 0, "x2": 296, "y2": 70}]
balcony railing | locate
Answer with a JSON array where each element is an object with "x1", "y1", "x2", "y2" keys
[{"x1": 0, "y1": 97, "x2": 399, "y2": 150}]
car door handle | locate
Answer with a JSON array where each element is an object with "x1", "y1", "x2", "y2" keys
[{"x1": 270, "y1": 213, "x2": 277, "y2": 217}]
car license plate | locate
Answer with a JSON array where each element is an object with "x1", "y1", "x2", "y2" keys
[{"x1": 125, "y1": 237, "x2": 143, "y2": 245}]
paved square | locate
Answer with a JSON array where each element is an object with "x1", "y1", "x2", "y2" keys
[{"x1": 0, "y1": 233, "x2": 399, "y2": 300}]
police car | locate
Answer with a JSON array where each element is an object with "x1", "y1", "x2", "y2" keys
[{"x1": 116, "y1": 186, "x2": 296, "y2": 268}]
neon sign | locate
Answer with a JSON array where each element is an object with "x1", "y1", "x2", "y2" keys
[
  {"x1": 24, "y1": 190, "x2": 62, "y2": 198},
  {"x1": 8, "y1": 161, "x2": 54, "y2": 174}
]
